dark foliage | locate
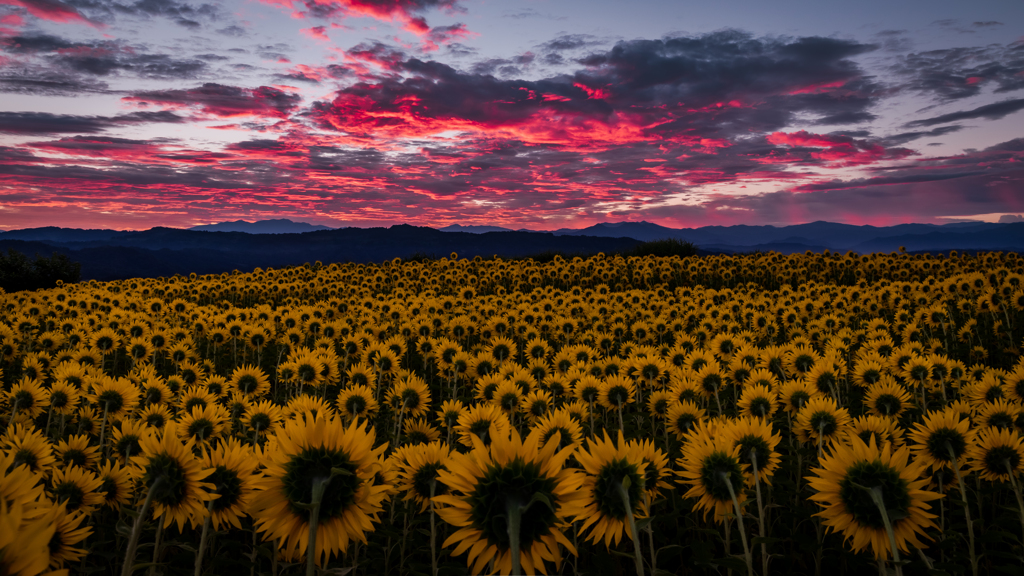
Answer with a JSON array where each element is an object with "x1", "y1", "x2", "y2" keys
[{"x1": 0, "y1": 249, "x2": 81, "y2": 292}]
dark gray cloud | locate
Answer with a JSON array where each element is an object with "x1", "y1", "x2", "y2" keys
[
  {"x1": 2, "y1": 34, "x2": 208, "y2": 79},
  {"x1": 893, "y1": 43, "x2": 1024, "y2": 101},
  {"x1": 0, "y1": 110, "x2": 184, "y2": 134},
  {"x1": 905, "y1": 98, "x2": 1024, "y2": 127}
]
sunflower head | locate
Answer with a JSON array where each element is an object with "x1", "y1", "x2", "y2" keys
[
  {"x1": 677, "y1": 426, "x2": 745, "y2": 523},
  {"x1": 908, "y1": 408, "x2": 976, "y2": 472},
  {"x1": 575, "y1": 431, "x2": 649, "y2": 546},
  {"x1": 967, "y1": 426, "x2": 1024, "y2": 482}
]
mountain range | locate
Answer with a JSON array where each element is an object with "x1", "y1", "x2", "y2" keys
[{"x1": 1, "y1": 220, "x2": 1021, "y2": 282}]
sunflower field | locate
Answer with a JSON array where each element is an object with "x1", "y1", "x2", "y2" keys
[{"x1": 2, "y1": 249, "x2": 1024, "y2": 576}]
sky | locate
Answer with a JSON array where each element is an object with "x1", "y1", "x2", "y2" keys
[{"x1": 0, "y1": 0, "x2": 1022, "y2": 231}]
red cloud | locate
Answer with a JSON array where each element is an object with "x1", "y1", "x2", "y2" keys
[
  {"x1": 301, "y1": 26, "x2": 329, "y2": 41},
  {"x1": 0, "y1": 0, "x2": 97, "y2": 26},
  {"x1": 767, "y1": 131, "x2": 914, "y2": 167}
]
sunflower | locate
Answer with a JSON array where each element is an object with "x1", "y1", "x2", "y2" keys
[
  {"x1": 46, "y1": 502, "x2": 92, "y2": 568},
  {"x1": 864, "y1": 378, "x2": 912, "y2": 418},
  {"x1": 435, "y1": 399, "x2": 465, "y2": 432},
  {"x1": 128, "y1": 422, "x2": 216, "y2": 530},
  {"x1": 454, "y1": 403, "x2": 511, "y2": 448},
  {"x1": 54, "y1": 434, "x2": 100, "y2": 470},
  {"x1": 721, "y1": 416, "x2": 782, "y2": 485},
  {"x1": 676, "y1": 425, "x2": 746, "y2": 523},
  {"x1": 5, "y1": 377, "x2": 49, "y2": 420},
  {"x1": 737, "y1": 383, "x2": 778, "y2": 420},
  {"x1": 48, "y1": 465, "x2": 103, "y2": 514},
  {"x1": 3, "y1": 423, "x2": 55, "y2": 474},
  {"x1": 387, "y1": 375, "x2": 432, "y2": 419},
  {"x1": 666, "y1": 401, "x2": 707, "y2": 440},
  {"x1": 404, "y1": 418, "x2": 441, "y2": 445},
  {"x1": 242, "y1": 399, "x2": 285, "y2": 438},
  {"x1": 286, "y1": 395, "x2": 335, "y2": 421},
  {"x1": 670, "y1": 377, "x2": 703, "y2": 404},
  {"x1": 177, "y1": 404, "x2": 229, "y2": 449},
  {"x1": 139, "y1": 404, "x2": 172, "y2": 430},
  {"x1": 395, "y1": 441, "x2": 451, "y2": 512},
  {"x1": 907, "y1": 409, "x2": 976, "y2": 472},
  {"x1": 779, "y1": 379, "x2": 819, "y2": 416},
  {"x1": 89, "y1": 326, "x2": 121, "y2": 354},
  {"x1": 523, "y1": 390, "x2": 553, "y2": 422},
  {"x1": 200, "y1": 438, "x2": 262, "y2": 530},
  {"x1": 975, "y1": 398, "x2": 1021, "y2": 431},
  {"x1": 346, "y1": 362, "x2": 377, "y2": 389},
  {"x1": 179, "y1": 386, "x2": 217, "y2": 413},
  {"x1": 965, "y1": 373, "x2": 1005, "y2": 408},
  {"x1": 574, "y1": 431, "x2": 648, "y2": 546},
  {"x1": 849, "y1": 415, "x2": 905, "y2": 448},
  {"x1": 629, "y1": 438, "x2": 672, "y2": 500},
  {"x1": 88, "y1": 375, "x2": 140, "y2": 422},
  {"x1": 250, "y1": 415, "x2": 389, "y2": 566},
  {"x1": 475, "y1": 374, "x2": 503, "y2": 403},
  {"x1": 597, "y1": 375, "x2": 636, "y2": 412},
  {"x1": 967, "y1": 426, "x2": 1024, "y2": 482},
  {"x1": 97, "y1": 461, "x2": 135, "y2": 509},
  {"x1": 795, "y1": 396, "x2": 852, "y2": 446},
  {"x1": 0, "y1": 496, "x2": 54, "y2": 576},
  {"x1": 492, "y1": 380, "x2": 525, "y2": 416},
  {"x1": 141, "y1": 380, "x2": 172, "y2": 406},
  {"x1": 434, "y1": 427, "x2": 586, "y2": 575},
  {"x1": 852, "y1": 359, "x2": 886, "y2": 388},
  {"x1": 47, "y1": 379, "x2": 82, "y2": 417},
  {"x1": 806, "y1": 435, "x2": 941, "y2": 560}
]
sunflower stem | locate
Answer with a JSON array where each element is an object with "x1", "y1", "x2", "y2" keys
[
  {"x1": 121, "y1": 476, "x2": 163, "y2": 576},
  {"x1": 947, "y1": 445, "x2": 978, "y2": 576},
  {"x1": 194, "y1": 498, "x2": 215, "y2": 576},
  {"x1": 751, "y1": 450, "x2": 769, "y2": 576},
  {"x1": 866, "y1": 485, "x2": 902, "y2": 576},
  {"x1": 614, "y1": 478, "x2": 644, "y2": 576},
  {"x1": 429, "y1": 479, "x2": 438, "y2": 576},
  {"x1": 150, "y1": 519, "x2": 164, "y2": 576},
  {"x1": 98, "y1": 400, "x2": 111, "y2": 459},
  {"x1": 721, "y1": 471, "x2": 753, "y2": 576},
  {"x1": 306, "y1": 476, "x2": 330, "y2": 576},
  {"x1": 1003, "y1": 459, "x2": 1024, "y2": 549},
  {"x1": 6, "y1": 399, "x2": 18, "y2": 430},
  {"x1": 506, "y1": 497, "x2": 523, "y2": 576}
]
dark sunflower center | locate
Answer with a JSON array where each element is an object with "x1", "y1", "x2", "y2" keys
[
  {"x1": 208, "y1": 465, "x2": 244, "y2": 512},
  {"x1": 873, "y1": 394, "x2": 902, "y2": 416},
  {"x1": 983, "y1": 445, "x2": 1022, "y2": 475},
  {"x1": 101, "y1": 477, "x2": 120, "y2": 502},
  {"x1": 54, "y1": 481, "x2": 86, "y2": 511},
  {"x1": 528, "y1": 399, "x2": 548, "y2": 417},
  {"x1": 282, "y1": 447, "x2": 360, "y2": 522},
  {"x1": 407, "y1": 429, "x2": 431, "y2": 445},
  {"x1": 184, "y1": 398, "x2": 207, "y2": 411},
  {"x1": 737, "y1": 435, "x2": 771, "y2": 472},
  {"x1": 187, "y1": 418, "x2": 215, "y2": 441},
  {"x1": 985, "y1": 386, "x2": 1004, "y2": 402},
  {"x1": 14, "y1": 390, "x2": 35, "y2": 409},
  {"x1": 400, "y1": 389, "x2": 421, "y2": 410},
  {"x1": 858, "y1": 430, "x2": 886, "y2": 446},
  {"x1": 813, "y1": 373, "x2": 836, "y2": 394},
  {"x1": 749, "y1": 398, "x2": 771, "y2": 417},
  {"x1": 699, "y1": 451, "x2": 744, "y2": 502},
  {"x1": 794, "y1": 355, "x2": 815, "y2": 373},
  {"x1": 469, "y1": 420, "x2": 493, "y2": 445},
  {"x1": 297, "y1": 365, "x2": 318, "y2": 383},
  {"x1": 594, "y1": 458, "x2": 645, "y2": 519},
  {"x1": 48, "y1": 527, "x2": 65, "y2": 556},
  {"x1": 541, "y1": 427, "x2": 573, "y2": 450},
  {"x1": 146, "y1": 388, "x2": 164, "y2": 404},
  {"x1": 412, "y1": 462, "x2": 448, "y2": 500},
  {"x1": 14, "y1": 448, "x2": 38, "y2": 470},
  {"x1": 116, "y1": 435, "x2": 142, "y2": 460},
  {"x1": 63, "y1": 448, "x2": 88, "y2": 467},
  {"x1": 607, "y1": 386, "x2": 630, "y2": 407},
  {"x1": 909, "y1": 366, "x2": 929, "y2": 382},
  {"x1": 674, "y1": 413, "x2": 698, "y2": 434},
  {"x1": 701, "y1": 374, "x2": 723, "y2": 393},
  {"x1": 789, "y1": 391, "x2": 810, "y2": 410},
  {"x1": 145, "y1": 452, "x2": 189, "y2": 507},
  {"x1": 579, "y1": 387, "x2": 599, "y2": 403},
  {"x1": 98, "y1": 390, "x2": 126, "y2": 413},
  {"x1": 146, "y1": 413, "x2": 166, "y2": 428},
  {"x1": 809, "y1": 411, "x2": 838, "y2": 438},
  {"x1": 927, "y1": 428, "x2": 966, "y2": 462},
  {"x1": 250, "y1": 413, "x2": 272, "y2": 430},
  {"x1": 499, "y1": 393, "x2": 519, "y2": 411},
  {"x1": 838, "y1": 460, "x2": 910, "y2": 530},
  {"x1": 469, "y1": 459, "x2": 558, "y2": 550},
  {"x1": 985, "y1": 412, "x2": 1015, "y2": 430},
  {"x1": 51, "y1": 391, "x2": 69, "y2": 409},
  {"x1": 237, "y1": 375, "x2": 259, "y2": 394},
  {"x1": 861, "y1": 369, "x2": 881, "y2": 384}
]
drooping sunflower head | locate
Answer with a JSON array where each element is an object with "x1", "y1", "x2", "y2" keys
[
  {"x1": 48, "y1": 465, "x2": 104, "y2": 514},
  {"x1": 46, "y1": 502, "x2": 92, "y2": 569},
  {"x1": 629, "y1": 438, "x2": 671, "y2": 500},
  {"x1": 779, "y1": 379, "x2": 820, "y2": 416},
  {"x1": 677, "y1": 426, "x2": 745, "y2": 524},
  {"x1": 666, "y1": 400, "x2": 706, "y2": 440},
  {"x1": 250, "y1": 416, "x2": 389, "y2": 567},
  {"x1": 907, "y1": 408, "x2": 976, "y2": 472},
  {"x1": 286, "y1": 394, "x2": 336, "y2": 422},
  {"x1": 201, "y1": 438, "x2": 262, "y2": 530},
  {"x1": 3, "y1": 423, "x2": 56, "y2": 474},
  {"x1": 176, "y1": 404, "x2": 228, "y2": 449},
  {"x1": 129, "y1": 422, "x2": 215, "y2": 531},
  {"x1": 975, "y1": 398, "x2": 1021, "y2": 431},
  {"x1": 492, "y1": 380, "x2": 524, "y2": 415},
  {"x1": 395, "y1": 441, "x2": 451, "y2": 512},
  {"x1": 97, "y1": 461, "x2": 135, "y2": 509},
  {"x1": 454, "y1": 403, "x2": 511, "y2": 448},
  {"x1": 864, "y1": 377, "x2": 911, "y2": 418},
  {"x1": 598, "y1": 375, "x2": 636, "y2": 411},
  {"x1": 737, "y1": 383, "x2": 778, "y2": 420},
  {"x1": 849, "y1": 414, "x2": 905, "y2": 449},
  {"x1": 807, "y1": 435, "x2": 940, "y2": 560},
  {"x1": 531, "y1": 408, "x2": 584, "y2": 452},
  {"x1": 967, "y1": 426, "x2": 1024, "y2": 482},
  {"x1": 435, "y1": 399, "x2": 465, "y2": 430},
  {"x1": 434, "y1": 427, "x2": 586, "y2": 575},
  {"x1": 575, "y1": 431, "x2": 648, "y2": 547},
  {"x1": 54, "y1": 434, "x2": 100, "y2": 470},
  {"x1": 139, "y1": 403, "x2": 172, "y2": 430},
  {"x1": 243, "y1": 399, "x2": 285, "y2": 437},
  {"x1": 721, "y1": 416, "x2": 782, "y2": 486},
  {"x1": 387, "y1": 374, "x2": 432, "y2": 418},
  {"x1": 403, "y1": 418, "x2": 441, "y2": 445},
  {"x1": 5, "y1": 377, "x2": 50, "y2": 420},
  {"x1": 87, "y1": 374, "x2": 140, "y2": 422},
  {"x1": 795, "y1": 395, "x2": 852, "y2": 445}
]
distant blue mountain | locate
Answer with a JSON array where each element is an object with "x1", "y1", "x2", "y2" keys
[
  {"x1": 189, "y1": 219, "x2": 333, "y2": 234},
  {"x1": 438, "y1": 224, "x2": 514, "y2": 233}
]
